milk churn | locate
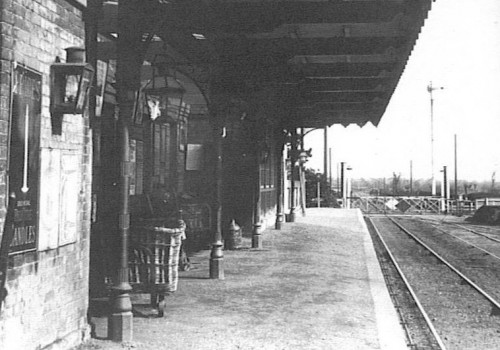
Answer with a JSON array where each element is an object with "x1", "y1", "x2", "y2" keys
[{"x1": 225, "y1": 219, "x2": 242, "y2": 250}]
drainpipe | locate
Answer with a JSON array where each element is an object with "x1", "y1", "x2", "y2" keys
[{"x1": 85, "y1": 0, "x2": 104, "y2": 301}]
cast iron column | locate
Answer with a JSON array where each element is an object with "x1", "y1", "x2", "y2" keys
[
  {"x1": 275, "y1": 141, "x2": 284, "y2": 230},
  {"x1": 288, "y1": 129, "x2": 297, "y2": 222},
  {"x1": 108, "y1": 109, "x2": 133, "y2": 341},
  {"x1": 340, "y1": 162, "x2": 346, "y2": 208},
  {"x1": 299, "y1": 128, "x2": 306, "y2": 216},
  {"x1": 108, "y1": 0, "x2": 143, "y2": 341},
  {"x1": 252, "y1": 155, "x2": 262, "y2": 248},
  {"x1": 210, "y1": 124, "x2": 224, "y2": 279},
  {"x1": 324, "y1": 126, "x2": 328, "y2": 176}
]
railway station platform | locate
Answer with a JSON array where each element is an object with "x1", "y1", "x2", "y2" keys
[{"x1": 84, "y1": 208, "x2": 406, "y2": 350}]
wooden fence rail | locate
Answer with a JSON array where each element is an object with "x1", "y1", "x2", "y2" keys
[{"x1": 348, "y1": 196, "x2": 479, "y2": 215}]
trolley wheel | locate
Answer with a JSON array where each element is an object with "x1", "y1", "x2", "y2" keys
[
  {"x1": 158, "y1": 294, "x2": 166, "y2": 317},
  {"x1": 150, "y1": 293, "x2": 158, "y2": 307}
]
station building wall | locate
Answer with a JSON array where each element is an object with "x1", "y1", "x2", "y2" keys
[{"x1": 0, "y1": 1, "x2": 91, "y2": 349}]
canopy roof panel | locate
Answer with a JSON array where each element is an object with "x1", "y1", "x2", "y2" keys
[{"x1": 98, "y1": 0, "x2": 433, "y2": 127}]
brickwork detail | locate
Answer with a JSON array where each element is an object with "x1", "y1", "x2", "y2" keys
[{"x1": 0, "y1": 1, "x2": 91, "y2": 349}]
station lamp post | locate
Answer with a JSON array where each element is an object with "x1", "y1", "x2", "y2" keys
[
  {"x1": 440, "y1": 165, "x2": 449, "y2": 212},
  {"x1": 427, "y1": 81, "x2": 444, "y2": 196},
  {"x1": 346, "y1": 165, "x2": 352, "y2": 209},
  {"x1": 340, "y1": 163, "x2": 352, "y2": 208}
]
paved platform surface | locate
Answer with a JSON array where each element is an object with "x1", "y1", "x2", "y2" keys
[{"x1": 81, "y1": 209, "x2": 407, "y2": 350}]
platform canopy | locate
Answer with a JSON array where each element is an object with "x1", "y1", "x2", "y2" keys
[{"x1": 97, "y1": 0, "x2": 433, "y2": 128}]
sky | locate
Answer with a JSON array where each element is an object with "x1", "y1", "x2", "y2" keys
[{"x1": 304, "y1": 0, "x2": 500, "y2": 182}]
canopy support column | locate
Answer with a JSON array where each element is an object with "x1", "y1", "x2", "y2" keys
[
  {"x1": 210, "y1": 123, "x2": 224, "y2": 279},
  {"x1": 252, "y1": 158, "x2": 262, "y2": 248},
  {"x1": 108, "y1": 0, "x2": 144, "y2": 341},
  {"x1": 288, "y1": 128, "x2": 298, "y2": 222},
  {"x1": 275, "y1": 140, "x2": 284, "y2": 230}
]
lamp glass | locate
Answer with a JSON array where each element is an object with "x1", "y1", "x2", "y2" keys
[
  {"x1": 50, "y1": 62, "x2": 94, "y2": 115},
  {"x1": 75, "y1": 66, "x2": 94, "y2": 111},
  {"x1": 64, "y1": 74, "x2": 79, "y2": 104}
]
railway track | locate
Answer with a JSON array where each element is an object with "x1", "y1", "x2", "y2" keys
[
  {"x1": 394, "y1": 216, "x2": 500, "y2": 300},
  {"x1": 414, "y1": 215, "x2": 500, "y2": 245},
  {"x1": 368, "y1": 215, "x2": 500, "y2": 350},
  {"x1": 366, "y1": 217, "x2": 446, "y2": 350}
]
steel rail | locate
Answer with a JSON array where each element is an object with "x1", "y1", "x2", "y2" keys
[
  {"x1": 388, "y1": 217, "x2": 500, "y2": 312},
  {"x1": 415, "y1": 216, "x2": 500, "y2": 244},
  {"x1": 367, "y1": 217, "x2": 447, "y2": 350},
  {"x1": 451, "y1": 223, "x2": 500, "y2": 244},
  {"x1": 412, "y1": 217, "x2": 500, "y2": 260}
]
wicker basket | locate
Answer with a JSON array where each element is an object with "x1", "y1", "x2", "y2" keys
[{"x1": 129, "y1": 220, "x2": 185, "y2": 293}]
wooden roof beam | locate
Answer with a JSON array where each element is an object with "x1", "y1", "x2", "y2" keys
[
  {"x1": 174, "y1": 1, "x2": 410, "y2": 34},
  {"x1": 300, "y1": 91, "x2": 388, "y2": 103},
  {"x1": 245, "y1": 16, "x2": 412, "y2": 40},
  {"x1": 304, "y1": 70, "x2": 396, "y2": 79},
  {"x1": 296, "y1": 100, "x2": 386, "y2": 110},
  {"x1": 300, "y1": 78, "x2": 392, "y2": 91},
  {"x1": 289, "y1": 48, "x2": 403, "y2": 65}
]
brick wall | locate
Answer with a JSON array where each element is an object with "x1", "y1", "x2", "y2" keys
[{"x1": 0, "y1": 1, "x2": 92, "y2": 349}]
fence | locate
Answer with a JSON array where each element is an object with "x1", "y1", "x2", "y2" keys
[
  {"x1": 475, "y1": 198, "x2": 500, "y2": 208},
  {"x1": 349, "y1": 196, "x2": 478, "y2": 215}
]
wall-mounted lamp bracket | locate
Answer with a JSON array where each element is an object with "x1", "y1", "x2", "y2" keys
[{"x1": 50, "y1": 62, "x2": 94, "y2": 134}]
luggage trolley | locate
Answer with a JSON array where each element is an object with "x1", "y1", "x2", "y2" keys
[{"x1": 129, "y1": 218, "x2": 185, "y2": 317}]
